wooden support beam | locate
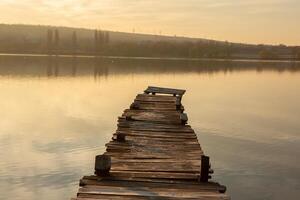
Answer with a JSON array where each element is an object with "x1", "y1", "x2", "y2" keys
[
  {"x1": 200, "y1": 155, "x2": 210, "y2": 182},
  {"x1": 130, "y1": 102, "x2": 140, "y2": 110},
  {"x1": 176, "y1": 97, "x2": 182, "y2": 110},
  {"x1": 180, "y1": 113, "x2": 188, "y2": 124},
  {"x1": 125, "y1": 115, "x2": 133, "y2": 121},
  {"x1": 95, "y1": 155, "x2": 111, "y2": 176},
  {"x1": 219, "y1": 185, "x2": 227, "y2": 193},
  {"x1": 116, "y1": 133, "x2": 126, "y2": 142}
]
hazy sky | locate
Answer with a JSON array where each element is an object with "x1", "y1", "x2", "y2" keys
[{"x1": 0, "y1": 0, "x2": 299, "y2": 45}]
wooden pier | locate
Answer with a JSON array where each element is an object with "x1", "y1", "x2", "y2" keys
[{"x1": 72, "y1": 86, "x2": 230, "y2": 200}]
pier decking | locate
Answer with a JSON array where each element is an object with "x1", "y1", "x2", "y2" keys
[{"x1": 72, "y1": 86, "x2": 229, "y2": 200}]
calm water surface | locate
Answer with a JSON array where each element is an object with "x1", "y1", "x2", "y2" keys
[{"x1": 0, "y1": 56, "x2": 299, "y2": 200}]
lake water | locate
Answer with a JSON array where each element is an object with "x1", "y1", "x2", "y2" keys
[{"x1": 0, "y1": 56, "x2": 299, "y2": 200}]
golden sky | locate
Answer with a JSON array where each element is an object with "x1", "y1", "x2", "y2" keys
[{"x1": 0, "y1": 0, "x2": 299, "y2": 45}]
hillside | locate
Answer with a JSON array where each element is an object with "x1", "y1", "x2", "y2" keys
[{"x1": 0, "y1": 24, "x2": 299, "y2": 60}]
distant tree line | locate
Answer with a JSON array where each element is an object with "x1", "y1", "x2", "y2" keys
[
  {"x1": 44, "y1": 28, "x2": 110, "y2": 55},
  {"x1": 104, "y1": 40, "x2": 234, "y2": 58},
  {"x1": 94, "y1": 29, "x2": 109, "y2": 53},
  {"x1": 46, "y1": 29, "x2": 60, "y2": 54},
  {"x1": 0, "y1": 25, "x2": 299, "y2": 60}
]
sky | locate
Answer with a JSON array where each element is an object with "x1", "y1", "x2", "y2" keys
[{"x1": 0, "y1": 0, "x2": 299, "y2": 45}]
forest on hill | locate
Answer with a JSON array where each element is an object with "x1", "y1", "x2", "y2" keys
[{"x1": 0, "y1": 24, "x2": 299, "y2": 60}]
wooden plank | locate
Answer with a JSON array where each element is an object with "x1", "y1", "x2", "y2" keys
[
  {"x1": 107, "y1": 171, "x2": 200, "y2": 180},
  {"x1": 106, "y1": 145, "x2": 202, "y2": 152},
  {"x1": 123, "y1": 110, "x2": 182, "y2": 123},
  {"x1": 78, "y1": 185, "x2": 229, "y2": 199},
  {"x1": 105, "y1": 148, "x2": 203, "y2": 157},
  {"x1": 117, "y1": 122, "x2": 194, "y2": 133},
  {"x1": 106, "y1": 140, "x2": 201, "y2": 148},
  {"x1": 144, "y1": 86, "x2": 186, "y2": 96},
  {"x1": 132, "y1": 101, "x2": 178, "y2": 111},
  {"x1": 110, "y1": 163, "x2": 200, "y2": 173},
  {"x1": 136, "y1": 94, "x2": 177, "y2": 102},
  {"x1": 113, "y1": 132, "x2": 198, "y2": 140},
  {"x1": 104, "y1": 152, "x2": 204, "y2": 160},
  {"x1": 76, "y1": 194, "x2": 229, "y2": 200},
  {"x1": 80, "y1": 177, "x2": 225, "y2": 190},
  {"x1": 110, "y1": 159, "x2": 201, "y2": 164},
  {"x1": 80, "y1": 182, "x2": 224, "y2": 192},
  {"x1": 81, "y1": 175, "x2": 197, "y2": 185},
  {"x1": 117, "y1": 127, "x2": 194, "y2": 133},
  {"x1": 123, "y1": 109, "x2": 181, "y2": 115},
  {"x1": 105, "y1": 143, "x2": 202, "y2": 152},
  {"x1": 118, "y1": 118, "x2": 192, "y2": 127}
]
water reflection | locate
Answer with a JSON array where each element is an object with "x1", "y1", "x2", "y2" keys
[
  {"x1": 0, "y1": 56, "x2": 299, "y2": 200},
  {"x1": 0, "y1": 55, "x2": 300, "y2": 78}
]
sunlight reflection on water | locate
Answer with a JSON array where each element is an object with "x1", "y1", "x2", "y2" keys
[{"x1": 0, "y1": 56, "x2": 299, "y2": 200}]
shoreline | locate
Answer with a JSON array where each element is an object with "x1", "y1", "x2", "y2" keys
[{"x1": 0, "y1": 53, "x2": 300, "y2": 63}]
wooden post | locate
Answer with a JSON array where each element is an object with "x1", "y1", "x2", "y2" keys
[
  {"x1": 176, "y1": 97, "x2": 181, "y2": 110},
  {"x1": 116, "y1": 133, "x2": 126, "y2": 142},
  {"x1": 79, "y1": 179, "x2": 86, "y2": 186},
  {"x1": 219, "y1": 185, "x2": 227, "y2": 193},
  {"x1": 125, "y1": 115, "x2": 133, "y2": 121},
  {"x1": 95, "y1": 154, "x2": 111, "y2": 176},
  {"x1": 180, "y1": 113, "x2": 188, "y2": 125},
  {"x1": 130, "y1": 102, "x2": 140, "y2": 110},
  {"x1": 200, "y1": 155, "x2": 210, "y2": 182}
]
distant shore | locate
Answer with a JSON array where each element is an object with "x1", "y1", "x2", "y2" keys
[
  {"x1": 1, "y1": 53, "x2": 299, "y2": 63},
  {"x1": 1, "y1": 24, "x2": 299, "y2": 63}
]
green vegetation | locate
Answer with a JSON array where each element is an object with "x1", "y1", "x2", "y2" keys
[{"x1": 0, "y1": 24, "x2": 298, "y2": 60}]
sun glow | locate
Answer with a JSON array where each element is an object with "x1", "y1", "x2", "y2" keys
[{"x1": 0, "y1": 0, "x2": 299, "y2": 45}]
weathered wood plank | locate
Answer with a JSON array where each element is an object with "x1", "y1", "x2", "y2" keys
[
  {"x1": 136, "y1": 94, "x2": 177, "y2": 102},
  {"x1": 78, "y1": 185, "x2": 229, "y2": 199},
  {"x1": 76, "y1": 194, "x2": 229, "y2": 200},
  {"x1": 110, "y1": 164, "x2": 200, "y2": 173},
  {"x1": 80, "y1": 177, "x2": 225, "y2": 190},
  {"x1": 132, "y1": 101, "x2": 177, "y2": 110},
  {"x1": 113, "y1": 132, "x2": 198, "y2": 140},
  {"x1": 81, "y1": 175, "x2": 200, "y2": 185},
  {"x1": 144, "y1": 86, "x2": 186, "y2": 96},
  {"x1": 105, "y1": 152, "x2": 204, "y2": 160},
  {"x1": 106, "y1": 170, "x2": 200, "y2": 180}
]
